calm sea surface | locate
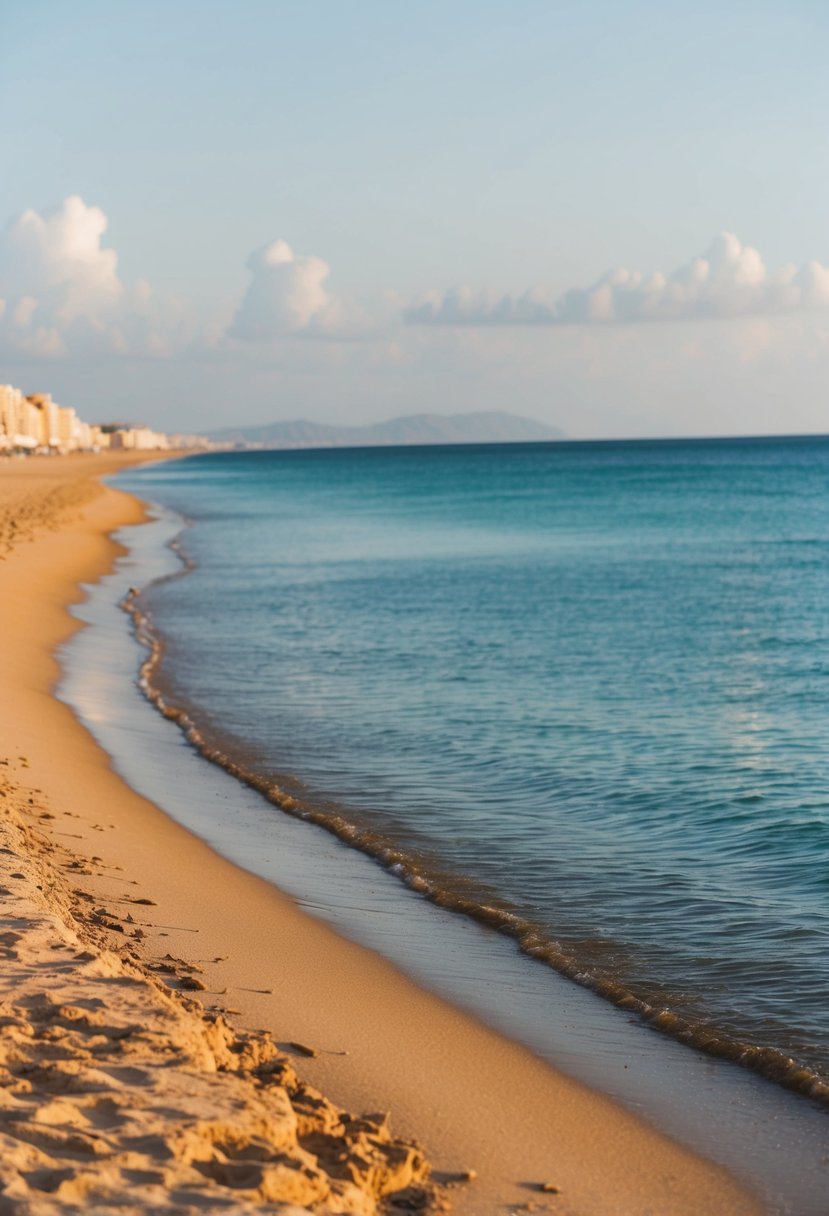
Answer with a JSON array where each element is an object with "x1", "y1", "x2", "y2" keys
[{"x1": 117, "y1": 438, "x2": 829, "y2": 1095}]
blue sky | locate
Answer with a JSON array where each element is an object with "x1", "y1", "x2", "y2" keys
[{"x1": 2, "y1": 1, "x2": 829, "y2": 436}]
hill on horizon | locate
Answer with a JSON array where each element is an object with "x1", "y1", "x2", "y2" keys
[{"x1": 207, "y1": 410, "x2": 565, "y2": 449}]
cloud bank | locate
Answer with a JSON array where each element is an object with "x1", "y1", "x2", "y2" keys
[
  {"x1": 5, "y1": 200, "x2": 829, "y2": 367},
  {"x1": 0, "y1": 195, "x2": 188, "y2": 357},
  {"x1": 0, "y1": 195, "x2": 122, "y2": 356},
  {"x1": 0, "y1": 198, "x2": 373, "y2": 358},
  {"x1": 406, "y1": 232, "x2": 829, "y2": 327}
]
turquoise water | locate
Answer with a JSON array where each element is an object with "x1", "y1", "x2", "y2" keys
[{"x1": 116, "y1": 438, "x2": 829, "y2": 1098}]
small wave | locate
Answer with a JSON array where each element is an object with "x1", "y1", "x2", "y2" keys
[{"x1": 121, "y1": 569, "x2": 829, "y2": 1111}]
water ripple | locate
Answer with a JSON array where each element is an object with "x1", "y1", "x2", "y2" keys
[{"x1": 119, "y1": 437, "x2": 829, "y2": 1097}]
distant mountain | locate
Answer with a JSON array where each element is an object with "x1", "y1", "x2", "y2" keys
[{"x1": 207, "y1": 411, "x2": 565, "y2": 449}]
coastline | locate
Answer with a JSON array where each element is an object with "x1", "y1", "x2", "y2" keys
[
  {"x1": 0, "y1": 454, "x2": 763, "y2": 1215},
  {"x1": 123, "y1": 509, "x2": 827, "y2": 1105}
]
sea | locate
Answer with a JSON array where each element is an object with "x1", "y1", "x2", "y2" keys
[{"x1": 62, "y1": 437, "x2": 829, "y2": 1212}]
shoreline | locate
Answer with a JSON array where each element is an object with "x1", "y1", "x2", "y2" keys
[
  {"x1": 122, "y1": 510, "x2": 825, "y2": 1105},
  {"x1": 0, "y1": 454, "x2": 764, "y2": 1214},
  {"x1": 66, "y1": 476, "x2": 829, "y2": 1216}
]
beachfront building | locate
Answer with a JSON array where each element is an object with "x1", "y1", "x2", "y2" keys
[
  {"x1": 55, "y1": 403, "x2": 75, "y2": 449},
  {"x1": 25, "y1": 394, "x2": 97, "y2": 453},
  {"x1": 167, "y1": 432, "x2": 211, "y2": 450},
  {"x1": 2, "y1": 381, "x2": 205, "y2": 455},
  {"x1": 1, "y1": 384, "x2": 109, "y2": 453},
  {"x1": 0, "y1": 384, "x2": 39, "y2": 450},
  {"x1": 108, "y1": 425, "x2": 170, "y2": 451},
  {"x1": 25, "y1": 393, "x2": 59, "y2": 447},
  {"x1": 1, "y1": 384, "x2": 22, "y2": 449}
]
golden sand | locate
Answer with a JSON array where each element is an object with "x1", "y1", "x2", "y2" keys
[{"x1": 0, "y1": 453, "x2": 764, "y2": 1214}]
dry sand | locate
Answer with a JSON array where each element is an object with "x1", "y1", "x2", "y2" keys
[{"x1": 0, "y1": 452, "x2": 765, "y2": 1215}]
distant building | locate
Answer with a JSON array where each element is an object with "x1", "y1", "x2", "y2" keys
[
  {"x1": 168, "y1": 433, "x2": 212, "y2": 450},
  {"x1": 56, "y1": 405, "x2": 77, "y2": 450},
  {"x1": 2, "y1": 382, "x2": 207, "y2": 456},
  {"x1": 108, "y1": 425, "x2": 170, "y2": 451},
  {"x1": 0, "y1": 384, "x2": 21, "y2": 448},
  {"x1": 0, "y1": 384, "x2": 38, "y2": 449},
  {"x1": 26, "y1": 393, "x2": 60, "y2": 447}
]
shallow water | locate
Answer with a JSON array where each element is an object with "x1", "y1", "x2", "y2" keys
[
  {"x1": 113, "y1": 438, "x2": 829, "y2": 1098},
  {"x1": 58, "y1": 496, "x2": 829, "y2": 1215}
]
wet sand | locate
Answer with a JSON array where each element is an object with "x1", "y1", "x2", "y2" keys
[{"x1": 0, "y1": 452, "x2": 763, "y2": 1214}]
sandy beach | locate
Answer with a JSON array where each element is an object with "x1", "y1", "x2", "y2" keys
[{"x1": 0, "y1": 452, "x2": 764, "y2": 1215}]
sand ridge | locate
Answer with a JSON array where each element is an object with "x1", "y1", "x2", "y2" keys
[{"x1": 0, "y1": 729, "x2": 444, "y2": 1214}]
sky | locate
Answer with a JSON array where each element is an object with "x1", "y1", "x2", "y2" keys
[{"x1": 2, "y1": 0, "x2": 829, "y2": 438}]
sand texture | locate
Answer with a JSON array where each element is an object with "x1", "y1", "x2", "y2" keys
[
  {"x1": 0, "y1": 764, "x2": 439, "y2": 1215},
  {"x1": 0, "y1": 453, "x2": 765, "y2": 1215},
  {"x1": 0, "y1": 453, "x2": 149, "y2": 557}
]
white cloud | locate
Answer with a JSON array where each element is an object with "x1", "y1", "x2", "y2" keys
[
  {"x1": 0, "y1": 199, "x2": 380, "y2": 359},
  {"x1": 8, "y1": 199, "x2": 829, "y2": 403},
  {"x1": 230, "y1": 239, "x2": 331, "y2": 337},
  {"x1": 228, "y1": 238, "x2": 358, "y2": 341},
  {"x1": 3, "y1": 195, "x2": 122, "y2": 318},
  {"x1": 0, "y1": 195, "x2": 187, "y2": 358},
  {"x1": 406, "y1": 233, "x2": 829, "y2": 327},
  {"x1": 406, "y1": 285, "x2": 555, "y2": 326}
]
